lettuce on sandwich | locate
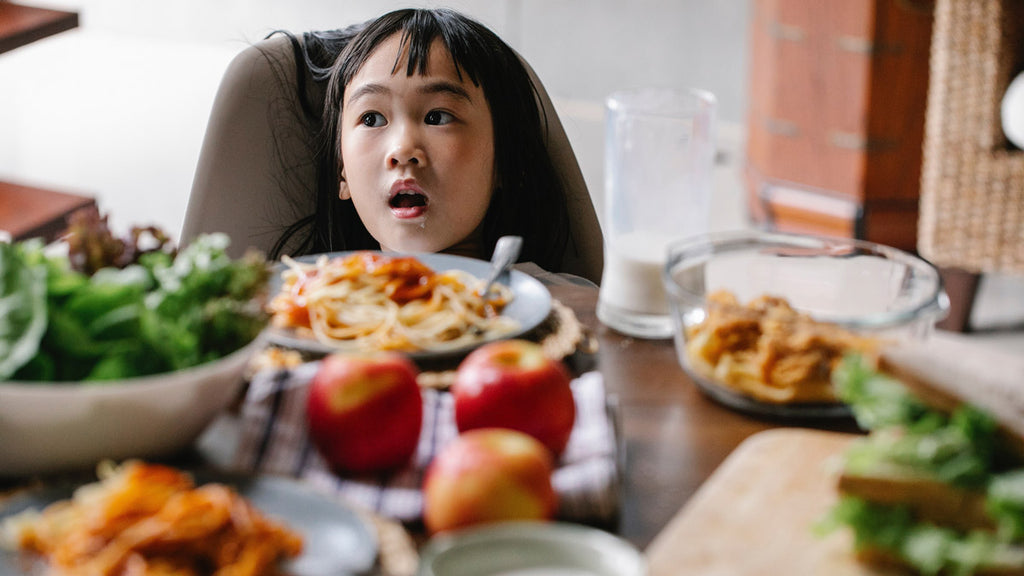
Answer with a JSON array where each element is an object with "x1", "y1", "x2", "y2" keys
[{"x1": 821, "y1": 352, "x2": 1024, "y2": 576}]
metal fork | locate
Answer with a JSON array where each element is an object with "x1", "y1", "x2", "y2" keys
[{"x1": 481, "y1": 235, "x2": 523, "y2": 298}]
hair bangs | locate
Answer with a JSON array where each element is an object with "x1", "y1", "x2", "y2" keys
[{"x1": 337, "y1": 9, "x2": 484, "y2": 90}]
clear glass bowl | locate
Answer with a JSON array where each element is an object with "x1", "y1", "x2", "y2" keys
[{"x1": 662, "y1": 231, "x2": 949, "y2": 418}]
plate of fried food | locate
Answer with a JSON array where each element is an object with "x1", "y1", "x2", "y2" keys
[
  {"x1": 662, "y1": 231, "x2": 949, "y2": 419},
  {"x1": 263, "y1": 251, "x2": 552, "y2": 359},
  {"x1": 0, "y1": 461, "x2": 378, "y2": 576}
]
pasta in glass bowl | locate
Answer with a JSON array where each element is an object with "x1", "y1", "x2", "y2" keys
[{"x1": 662, "y1": 231, "x2": 949, "y2": 418}]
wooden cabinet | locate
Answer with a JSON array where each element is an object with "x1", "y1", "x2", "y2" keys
[
  {"x1": 0, "y1": 2, "x2": 78, "y2": 55},
  {"x1": 0, "y1": 181, "x2": 95, "y2": 242},
  {"x1": 0, "y1": 2, "x2": 88, "y2": 243},
  {"x1": 745, "y1": 0, "x2": 934, "y2": 252}
]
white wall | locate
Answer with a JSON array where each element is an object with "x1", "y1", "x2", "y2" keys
[{"x1": 0, "y1": 1, "x2": 750, "y2": 238}]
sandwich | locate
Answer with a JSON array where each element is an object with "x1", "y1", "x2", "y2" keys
[{"x1": 822, "y1": 338, "x2": 1024, "y2": 575}]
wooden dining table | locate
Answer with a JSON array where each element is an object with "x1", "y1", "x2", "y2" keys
[
  {"x1": 184, "y1": 279, "x2": 864, "y2": 558},
  {"x1": 178, "y1": 275, "x2": 866, "y2": 559},
  {"x1": 0, "y1": 276, "x2": 865, "y2": 572}
]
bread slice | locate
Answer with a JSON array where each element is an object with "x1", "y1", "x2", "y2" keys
[
  {"x1": 835, "y1": 339, "x2": 1024, "y2": 574},
  {"x1": 838, "y1": 470, "x2": 992, "y2": 532},
  {"x1": 879, "y1": 337, "x2": 1024, "y2": 458}
]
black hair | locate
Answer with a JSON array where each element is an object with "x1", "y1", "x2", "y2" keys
[{"x1": 271, "y1": 8, "x2": 569, "y2": 270}]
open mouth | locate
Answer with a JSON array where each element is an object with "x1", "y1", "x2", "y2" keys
[
  {"x1": 389, "y1": 191, "x2": 427, "y2": 209},
  {"x1": 388, "y1": 190, "x2": 429, "y2": 219}
]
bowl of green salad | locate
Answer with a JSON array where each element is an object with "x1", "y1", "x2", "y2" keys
[{"x1": 0, "y1": 210, "x2": 271, "y2": 477}]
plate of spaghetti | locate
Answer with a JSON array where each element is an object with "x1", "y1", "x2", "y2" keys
[
  {"x1": 0, "y1": 461, "x2": 378, "y2": 576},
  {"x1": 264, "y1": 251, "x2": 552, "y2": 358}
]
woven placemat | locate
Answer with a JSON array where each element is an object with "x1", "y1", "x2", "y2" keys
[
  {"x1": 252, "y1": 297, "x2": 598, "y2": 390},
  {"x1": 416, "y1": 298, "x2": 597, "y2": 389}
]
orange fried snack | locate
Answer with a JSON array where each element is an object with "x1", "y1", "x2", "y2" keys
[
  {"x1": 684, "y1": 290, "x2": 878, "y2": 404},
  {"x1": 3, "y1": 461, "x2": 302, "y2": 576}
]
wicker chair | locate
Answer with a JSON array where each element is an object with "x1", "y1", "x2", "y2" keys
[{"x1": 918, "y1": 0, "x2": 1024, "y2": 331}]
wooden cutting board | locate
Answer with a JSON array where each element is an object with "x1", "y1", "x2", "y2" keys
[{"x1": 645, "y1": 428, "x2": 904, "y2": 575}]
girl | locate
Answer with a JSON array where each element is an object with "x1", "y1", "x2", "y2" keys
[{"x1": 274, "y1": 9, "x2": 582, "y2": 275}]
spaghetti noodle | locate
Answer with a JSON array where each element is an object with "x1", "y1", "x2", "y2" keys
[{"x1": 268, "y1": 252, "x2": 519, "y2": 353}]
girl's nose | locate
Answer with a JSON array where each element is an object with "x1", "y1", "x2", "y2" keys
[{"x1": 388, "y1": 125, "x2": 424, "y2": 167}]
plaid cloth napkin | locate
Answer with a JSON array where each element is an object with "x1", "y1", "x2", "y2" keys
[{"x1": 233, "y1": 363, "x2": 621, "y2": 525}]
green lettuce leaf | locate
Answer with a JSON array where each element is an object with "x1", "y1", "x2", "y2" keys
[
  {"x1": 821, "y1": 496, "x2": 1024, "y2": 576},
  {"x1": 7, "y1": 232, "x2": 269, "y2": 382},
  {"x1": 842, "y1": 411, "x2": 997, "y2": 488},
  {"x1": 834, "y1": 354, "x2": 999, "y2": 488},
  {"x1": 0, "y1": 242, "x2": 48, "y2": 379},
  {"x1": 833, "y1": 353, "x2": 931, "y2": 430},
  {"x1": 824, "y1": 355, "x2": 1024, "y2": 575},
  {"x1": 988, "y1": 470, "x2": 1024, "y2": 541}
]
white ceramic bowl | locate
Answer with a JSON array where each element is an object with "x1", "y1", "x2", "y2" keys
[
  {"x1": 0, "y1": 336, "x2": 263, "y2": 477},
  {"x1": 662, "y1": 231, "x2": 949, "y2": 417},
  {"x1": 417, "y1": 521, "x2": 647, "y2": 576}
]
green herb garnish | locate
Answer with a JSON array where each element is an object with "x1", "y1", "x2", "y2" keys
[{"x1": 0, "y1": 211, "x2": 270, "y2": 382}]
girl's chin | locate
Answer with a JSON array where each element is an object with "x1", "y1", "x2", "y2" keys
[
  {"x1": 379, "y1": 236, "x2": 482, "y2": 260},
  {"x1": 374, "y1": 220, "x2": 483, "y2": 258},
  {"x1": 377, "y1": 235, "x2": 448, "y2": 255}
]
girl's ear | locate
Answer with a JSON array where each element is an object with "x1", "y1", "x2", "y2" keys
[{"x1": 338, "y1": 169, "x2": 351, "y2": 200}]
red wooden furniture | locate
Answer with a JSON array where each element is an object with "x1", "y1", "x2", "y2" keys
[{"x1": 0, "y1": 2, "x2": 92, "y2": 242}]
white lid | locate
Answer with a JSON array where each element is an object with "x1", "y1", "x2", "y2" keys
[{"x1": 417, "y1": 521, "x2": 647, "y2": 576}]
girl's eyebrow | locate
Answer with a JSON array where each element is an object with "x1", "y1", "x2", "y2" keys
[
  {"x1": 419, "y1": 81, "x2": 472, "y2": 102},
  {"x1": 346, "y1": 80, "x2": 473, "y2": 106},
  {"x1": 346, "y1": 83, "x2": 389, "y2": 105}
]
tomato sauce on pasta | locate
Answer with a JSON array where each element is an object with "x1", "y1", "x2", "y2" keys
[{"x1": 268, "y1": 252, "x2": 519, "y2": 353}]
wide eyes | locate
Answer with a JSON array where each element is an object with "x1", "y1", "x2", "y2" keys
[
  {"x1": 425, "y1": 110, "x2": 454, "y2": 126},
  {"x1": 357, "y1": 110, "x2": 454, "y2": 128},
  {"x1": 360, "y1": 112, "x2": 386, "y2": 128}
]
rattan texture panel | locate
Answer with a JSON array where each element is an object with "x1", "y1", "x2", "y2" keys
[{"x1": 919, "y1": 0, "x2": 1024, "y2": 273}]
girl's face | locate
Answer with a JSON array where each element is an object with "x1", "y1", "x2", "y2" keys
[{"x1": 339, "y1": 32, "x2": 496, "y2": 255}]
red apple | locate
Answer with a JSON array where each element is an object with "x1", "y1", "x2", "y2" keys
[
  {"x1": 452, "y1": 339, "x2": 576, "y2": 457},
  {"x1": 422, "y1": 428, "x2": 557, "y2": 534},
  {"x1": 305, "y1": 352, "x2": 423, "y2": 474}
]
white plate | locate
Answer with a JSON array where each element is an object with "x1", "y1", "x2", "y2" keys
[
  {"x1": 263, "y1": 251, "x2": 552, "y2": 359},
  {"x1": 0, "y1": 472, "x2": 378, "y2": 576}
]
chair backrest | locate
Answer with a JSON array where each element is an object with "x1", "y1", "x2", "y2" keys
[
  {"x1": 181, "y1": 33, "x2": 604, "y2": 284},
  {"x1": 918, "y1": 0, "x2": 1024, "y2": 275}
]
